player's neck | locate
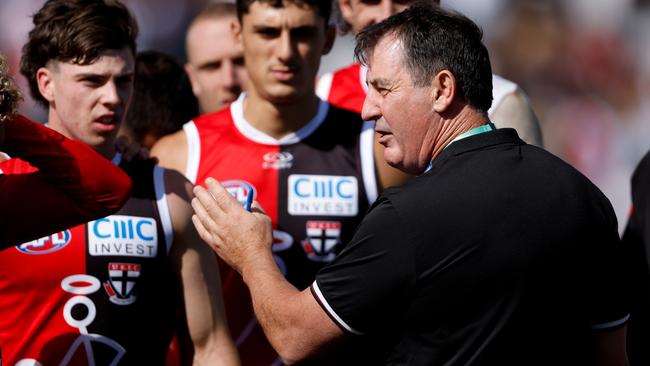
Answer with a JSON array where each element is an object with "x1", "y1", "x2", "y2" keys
[{"x1": 243, "y1": 90, "x2": 320, "y2": 140}]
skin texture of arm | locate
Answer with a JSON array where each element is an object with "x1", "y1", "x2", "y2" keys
[
  {"x1": 0, "y1": 114, "x2": 132, "y2": 247},
  {"x1": 164, "y1": 169, "x2": 240, "y2": 366},
  {"x1": 151, "y1": 129, "x2": 188, "y2": 175},
  {"x1": 191, "y1": 179, "x2": 344, "y2": 364}
]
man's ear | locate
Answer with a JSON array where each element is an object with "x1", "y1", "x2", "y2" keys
[
  {"x1": 231, "y1": 18, "x2": 243, "y2": 47},
  {"x1": 338, "y1": 0, "x2": 354, "y2": 24},
  {"x1": 36, "y1": 66, "x2": 55, "y2": 103},
  {"x1": 184, "y1": 63, "x2": 201, "y2": 96},
  {"x1": 431, "y1": 70, "x2": 456, "y2": 113},
  {"x1": 322, "y1": 25, "x2": 336, "y2": 56}
]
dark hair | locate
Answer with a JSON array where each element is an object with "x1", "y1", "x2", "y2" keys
[
  {"x1": 236, "y1": 0, "x2": 332, "y2": 25},
  {"x1": 355, "y1": 2, "x2": 493, "y2": 112},
  {"x1": 20, "y1": 0, "x2": 138, "y2": 107},
  {"x1": 124, "y1": 51, "x2": 198, "y2": 146},
  {"x1": 0, "y1": 54, "x2": 22, "y2": 123}
]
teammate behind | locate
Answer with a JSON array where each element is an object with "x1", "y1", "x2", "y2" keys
[
  {"x1": 0, "y1": 1, "x2": 239, "y2": 365},
  {"x1": 0, "y1": 53, "x2": 132, "y2": 248},
  {"x1": 185, "y1": 2, "x2": 247, "y2": 114},
  {"x1": 153, "y1": 0, "x2": 392, "y2": 363},
  {"x1": 319, "y1": 0, "x2": 543, "y2": 188},
  {"x1": 121, "y1": 50, "x2": 199, "y2": 149}
]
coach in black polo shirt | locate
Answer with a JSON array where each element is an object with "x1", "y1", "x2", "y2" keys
[{"x1": 191, "y1": 3, "x2": 629, "y2": 365}]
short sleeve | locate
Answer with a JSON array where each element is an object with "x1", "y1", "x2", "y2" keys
[
  {"x1": 585, "y1": 209, "x2": 630, "y2": 331},
  {"x1": 311, "y1": 197, "x2": 416, "y2": 335}
]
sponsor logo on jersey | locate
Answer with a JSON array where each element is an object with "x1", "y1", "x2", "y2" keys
[
  {"x1": 301, "y1": 221, "x2": 341, "y2": 262},
  {"x1": 288, "y1": 175, "x2": 358, "y2": 216},
  {"x1": 262, "y1": 151, "x2": 293, "y2": 170},
  {"x1": 16, "y1": 230, "x2": 72, "y2": 255},
  {"x1": 222, "y1": 180, "x2": 257, "y2": 207},
  {"x1": 103, "y1": 262, "x2": 141, "y2": 305},
  {"x1": 88, "y1": 215, "x2": 157, "y2": 257}
]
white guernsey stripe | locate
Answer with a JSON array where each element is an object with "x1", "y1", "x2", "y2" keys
[
  {"x1": 311, "y1": 281, "x2": 363, "y2": 335},
  {"x1": 316, "y1": 72, "x2": 333, "y2": 100},
  {"x1": 360, "y1": 121, "x2": 378, "y2": 204},
  {"x1": 488, "y1": 74, "x2": 518, "y2": 117},
  {"x1": 153, "y1": 166, "x2": 174, "y2": 254},
  {"x1": 231, "y1": 93, "x2": 330, "y2": 145},
  {"x1": 183, "y1": 121, "x2": 200, "y2": 184},
  {"x1": 590, "y1": 314, "x2": 630, "y2": 330}
]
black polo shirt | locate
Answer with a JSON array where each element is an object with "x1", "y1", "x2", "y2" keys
[
  {"x1": 312, "y1": 128, "x2": 628, "y2": 365},
  {"x1": 622, "y1": 148, "x2": 650, "y2": 364}
]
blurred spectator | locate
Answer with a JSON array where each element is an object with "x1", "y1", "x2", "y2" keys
[{"x1": 121, "y1": 50, "x2": 199, "y2": 149}]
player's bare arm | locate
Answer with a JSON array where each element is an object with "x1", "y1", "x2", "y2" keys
[
  {"x1": 191, "y1": 179, "x2": 344, "y2": 364},
  {"x1": 152, "y1": 130, "x2": 189, "y2": 175},
  {"x1": 165, "y1": 170, "x2": 240, "y2": 365}
]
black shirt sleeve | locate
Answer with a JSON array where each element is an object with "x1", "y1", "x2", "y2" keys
[{"x1": 312, "y1": 196, "x2": 416, "y2": 334}]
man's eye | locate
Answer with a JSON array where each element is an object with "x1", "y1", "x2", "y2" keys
[
  {"x1": 81, "y1": 77, "x2": 103, "y2": 86},
  {"x1": 256, "y1": 28, "x2": 280, "y2": 38}
]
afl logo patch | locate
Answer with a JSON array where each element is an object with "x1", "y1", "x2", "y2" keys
[
  {"x1": 263, "y1": 151, "x2": 293, "y2": 170},
  {"x1": 222, "y1": 180, "x2": 257, "y2": 207},
  {"x1": 17, "y1": 230, "x2": 72, "y2": 254}
]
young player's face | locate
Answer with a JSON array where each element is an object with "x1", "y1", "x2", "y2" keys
[
  {"x1": 339, "y1": 0, "x2": 429, "y2": 34},
  {"x1": 236, "y1": 2, "x2": 333, "y2": 104},
  {"x1": 362, "y1": 36, "x2": 438, "y2": 175},
  {"x1": 39, "y1": 47, "x2": 134, "y2": 156},
  {"x1": 186, "y1": 16, "x2": 247, "y2": 113}
]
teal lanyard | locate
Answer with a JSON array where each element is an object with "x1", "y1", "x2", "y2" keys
[{"x1": 423, "y1": 122, "x2": 495, "y2": 174}]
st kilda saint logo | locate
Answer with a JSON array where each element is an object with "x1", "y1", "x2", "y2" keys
[{"x1": 103, "y1": 262, "x2": 141, "y2": 305}]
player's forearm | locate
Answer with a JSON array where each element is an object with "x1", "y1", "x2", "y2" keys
[{"x1": 241, "y1": 252, "x2": 319, "y2": 364}]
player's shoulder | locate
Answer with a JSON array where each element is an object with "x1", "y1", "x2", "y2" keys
[
  {"x1": 336, "y1": 63, "x2": 361, "y2": 76},
  {"x1": 191, "y1": 106, "x2": 233, "y2": 129},
  {"x1": 154, "y1": 127, "x2": 186, "y2": 149}
]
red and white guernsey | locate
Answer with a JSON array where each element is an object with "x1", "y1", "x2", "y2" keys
[
  {"x1": 183, "y1": 93, "x2": 378, "y2": 365},
  {"x1": 0, "y1": 156, "x2": 177, "y2": 366},
  {"x1": 317, "y1": 63, "x2": 518, "y2": 118}
]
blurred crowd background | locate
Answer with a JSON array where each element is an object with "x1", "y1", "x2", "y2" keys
[{"x1": 1, "y1": 0, "x2": 649, "y2": 232}]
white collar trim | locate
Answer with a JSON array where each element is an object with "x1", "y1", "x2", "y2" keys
[{"x1": 230, "y1": 93, "x2": 330, "y2": 146}]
